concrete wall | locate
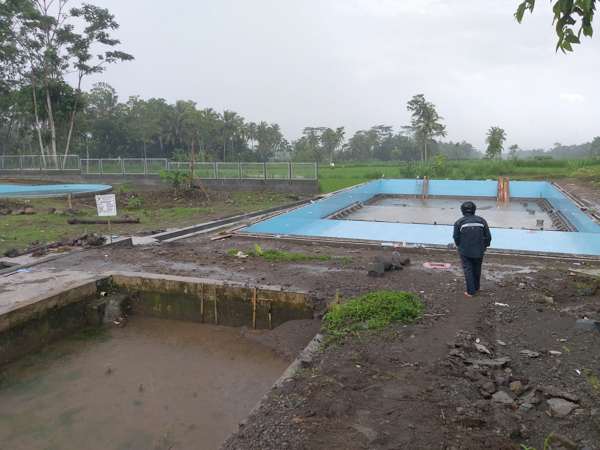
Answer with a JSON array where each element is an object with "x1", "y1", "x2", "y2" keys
[{"x1": 0, "y1": 172, "x2": 319, "y2": 195}]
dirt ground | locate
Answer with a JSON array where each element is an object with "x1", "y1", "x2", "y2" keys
[
  {"x1": 2, "y1": 179, "x2": 600, "y2": 450},
  {"x1": 50, "y1": 232, "x2": 598, "y2": 450}
]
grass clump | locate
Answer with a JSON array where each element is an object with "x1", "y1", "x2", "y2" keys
[
  {"x1": 323, "y1": 290, "x2": 423, "y2": 340},
  {"x1": 227, "y1": 244, "x2": 339, "y2": 263}
]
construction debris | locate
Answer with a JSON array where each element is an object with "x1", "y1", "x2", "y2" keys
[{"x1": 367, "y1": 252, "x2": 410, "y2": 277}]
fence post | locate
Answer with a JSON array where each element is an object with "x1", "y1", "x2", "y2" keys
[
  {"x1": 214, "y1": 162, "x2": 218, "y2": 179},
  {"x1": 19, "y1": 155, "x2": 23, "y2": 172},
  {"x1": 100, "y1": 159, "x2": 104, "y2": 175},
  {"x1": 263, "y1": 162, "x2": 267, "y2": 180},
  {"x1": 144, "y1": 158, "x2": 148, "y2": 175},
  {"x1": 288, "y1": 162, "x2": 292, "y2": 180},
  {"x1": 121, "y1": 158, "x2": 125, "y2": 175},
  {"x1": 238, "y1": 161, "x2": 242, "y2": 179}
]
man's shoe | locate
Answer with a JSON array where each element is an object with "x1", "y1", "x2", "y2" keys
[{"x1": 464, "y1": 292, "x2": 474, "y2": 298}]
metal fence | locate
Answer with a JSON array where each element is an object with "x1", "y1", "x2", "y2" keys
[
  {"x1": 0, "y1": 156, "x2": 318, "y2": 180},
  {"x1": 0, "y1": 155, "x2": 80, "y2": 171}
]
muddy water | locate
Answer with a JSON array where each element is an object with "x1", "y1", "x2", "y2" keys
[{"x1": 0, "y1": 318, "x2": 289, "y2": 450}]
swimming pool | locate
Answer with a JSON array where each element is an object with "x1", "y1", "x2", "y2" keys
[
  {"x1": 0, "y1": 183, "x2": 112, "y2": 198},
  {"x1": 242, "y1": 179, "x2": 600, "y2": 257}
]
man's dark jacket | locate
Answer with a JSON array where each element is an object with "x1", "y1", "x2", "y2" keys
[{"x1": 453, "y1": 214, "x2": 492, "y2": 259}]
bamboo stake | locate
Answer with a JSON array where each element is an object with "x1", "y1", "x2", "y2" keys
[
  {"x1": 268, "y1": 303, "x2": 272, "y2": 330},
  {"x1": 200, "y1": 284, "x2": 204, "y2": 323},
  {"x1": 252, "y1": 288, "x2": 257, "y2": 329},
  {"x1": 214, "y1": 295, "x2": 218, "y2": 325}
]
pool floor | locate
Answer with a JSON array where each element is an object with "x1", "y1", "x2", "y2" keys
[{"x1": 340, "y1": 196, "x2": 558, "y2": 231}]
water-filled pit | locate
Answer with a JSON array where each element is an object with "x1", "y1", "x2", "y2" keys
[{"x1": 0, "y1": 274, "x2": 317, "y2": 450}]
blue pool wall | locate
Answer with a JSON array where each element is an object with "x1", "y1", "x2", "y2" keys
[
  {"x1": 244, "y1": 179, "x2": 600, "y2": 256},
  {"x1": 0, "y1": 183, "x2": 112, "y2": 198}
]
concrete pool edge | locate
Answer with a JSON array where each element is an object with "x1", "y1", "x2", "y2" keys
[
  {"x1": 240, "y1": 179, "x2": 600, "y2": 257},
  {"x1": 0, "y1": 271, "x2": 316, "y2": 366}
]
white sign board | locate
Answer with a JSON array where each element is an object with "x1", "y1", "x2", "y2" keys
[{"x1": 95, "y1": 194, "x2": 117, "y2": 217}]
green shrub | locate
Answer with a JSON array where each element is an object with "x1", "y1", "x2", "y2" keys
[
  {"x1": 323, "y1": 291, "x2": 423, "y2": 339},
  {"x1": 159, "y1": 170, "x2": 192, "y2": 191},
  {"x1": 127, "y1": 196, "x2": 143, "y2": 209}
]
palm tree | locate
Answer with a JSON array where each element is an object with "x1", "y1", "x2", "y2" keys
[
  {"x1": 485, "y1": 127, "x2": 507, "y2": 159},
  {"x1": 404, "y1": 94, "x2": 447, "y2": 161}
]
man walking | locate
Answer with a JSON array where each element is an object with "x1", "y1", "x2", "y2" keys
[{"x1": 453, "y1": 201, "x2": 492, "y2": 297}]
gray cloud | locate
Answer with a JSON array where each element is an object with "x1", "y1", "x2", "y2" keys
[{"x1": 87, "y1": 0, "x2": 600, "y2": 150}]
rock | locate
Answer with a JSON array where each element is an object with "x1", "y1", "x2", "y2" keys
[
  {"x1": 481, "y1": 381, "x2": 496, "y2": 394},
  {"x1": 548, "y1": 350, "x2": 562, "y2": 356},
  {"x1": 546, "y1": 433, "x2": 578, "y2": 450},
  {"x1": 520, "y1": 349, "x2": 541, "y2": 358},
  {"x1": 510, "y1": 381, "x2": 524, "y2": 395},
  {"x1": 23, "y1": 207, "x2": 35, "y2": 214},
  {"x1": 520, "y1": 390, "x2": 541, "y2": 406},
  {"x1": 474, "y1": 343, "x2": 492, "y2": 355},
  {"x1": 519, "y1": 403, "x2": 534, "y2": 412},
  {"x1": 495, "y1": 375, "x2": 510, "y2": 387},
  {"x1": 575, "y1": 319, "x2": 600, "y2": 332},
  {"x1": 496, "y1": 340, "x2": 507, "y2": 346},
  {"x1": 492, "y1": 391, "x2": 514, "y2": 405},
  {"x1": 541, "y1": 386, "x2": 579, "y2": 403},
  {"x1": 518, "y1": 282, "x2": 526, "y2": 289},
  {"x1": 547, "y1": 398, "x2": 578, "y2": 417},
  {"x1": 465, "y1": 357, "x2": 511, "y2": 368},
  {"x1": 3, "y1": 248, "x2": 19, "y2": 258}
]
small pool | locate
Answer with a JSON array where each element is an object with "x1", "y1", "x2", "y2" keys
[
  {"x1": 0, "y1": 183, "x2": 111, "y2": 198},
  {"x1": 242, "y1": 179, "x2": 600, "y2": 257}
]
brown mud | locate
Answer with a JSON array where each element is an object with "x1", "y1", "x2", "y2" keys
[{"x1": 0, "y1": 317, "x2": 291, "y2": 450}]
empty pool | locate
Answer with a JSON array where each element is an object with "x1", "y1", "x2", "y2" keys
[
  {"x1": 0, "y1": 183, "x2": 111, "y2": 198},
  {"x1": 241, "y1": 179, "x2": 600, "y2": 257}
]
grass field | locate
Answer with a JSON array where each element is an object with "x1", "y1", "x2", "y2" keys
[
  {"x1": 318, "y1": 159, "x2": 600, "y2": 192},
  {"x1": 0, "y1": 190, "x2": 291, "y2": 255}
]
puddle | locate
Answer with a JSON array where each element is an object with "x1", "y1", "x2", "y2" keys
[
  {"x1": 483, "y1": 264, "x2": 537, "y2": 282},
  {"x1": 0, "y1": 317, "x2": 289, "y2": 450}
]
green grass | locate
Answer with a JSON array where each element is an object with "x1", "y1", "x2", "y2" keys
[
  {"x1": 0, "y1": 191, "x2": 291, "y2": 255},
  {"x1": 323, "y1": 290, "x2": 424, "y2": 340},
  {"x1": 227, "y1": 244, "x2": 343, "y2": 263},
  {"x1": 318, "y1": 159, "x2": 600, "y2": 192}
]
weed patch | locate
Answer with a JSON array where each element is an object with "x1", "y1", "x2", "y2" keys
[
  {"x1": 323, "y1": 290, "x2": 423, "y2": 340},
  {"x1": 227, "y1": 244, "x2": 349, "y2": 263}
]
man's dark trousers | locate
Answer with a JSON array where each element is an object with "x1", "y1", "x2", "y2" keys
[{"x1": 460, "y1": 254, "x2": 482, "y2": 295}]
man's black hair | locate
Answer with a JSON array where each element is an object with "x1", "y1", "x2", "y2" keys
[{"x1": 461, "y1": 201, "x2": 477, "y2": 215}]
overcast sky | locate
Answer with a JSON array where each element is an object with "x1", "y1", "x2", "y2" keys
[{"x1": 87, "y1": 0, "x2": 600, "y2": 151}]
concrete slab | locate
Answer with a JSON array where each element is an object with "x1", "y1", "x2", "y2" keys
[
  {"x1": 344, "y1": 197, "x2": 557, "y2": 230},
  {"x1": 0, "y1": 268, "x2": 100, "y2": 315}
]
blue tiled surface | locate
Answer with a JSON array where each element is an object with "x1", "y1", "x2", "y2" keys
[
  {"x1": 0, "y1": 184, "x2": 112, "y2": 198},
  {"x1": 244, "y1": 179, "x2": 600, "y2": 256}
]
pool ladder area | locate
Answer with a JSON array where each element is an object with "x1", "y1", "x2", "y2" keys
[{"x1": 328, "y1": 201, "x2": 365, "y2": 220}]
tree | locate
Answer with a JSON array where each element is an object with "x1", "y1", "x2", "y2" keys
[
  {"x1": 591, "y1": 136, "x2": 600, "y2": 158},
  {"x1": 508, "y1": 144, "x2": 519, "y2": 160},
  {"x1": 3, "y1": 0, "x2": 132, "y2": 166},
  {"x1": 515, "y1": 0, "x2": 597, "y2": 52},
  {"x1": 404, "y1": 94, "x2": 447, "y2": 161},
  {"x1": 320, "y1": 127, "x2": 345, "y2": 164},
  {"x1": 486, "y1": 127, "x2": 507, "y2": 159}
]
